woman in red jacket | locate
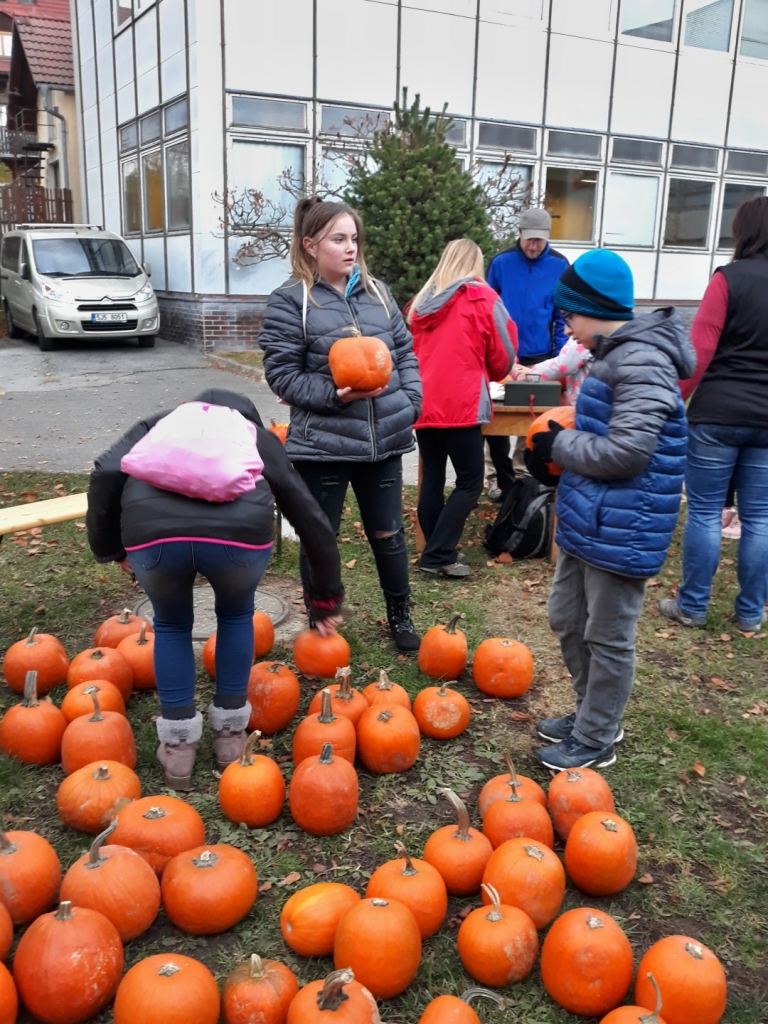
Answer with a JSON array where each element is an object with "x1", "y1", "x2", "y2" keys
[{"x1": 408, "y1": 239, "x2": 517, "y2": 577}]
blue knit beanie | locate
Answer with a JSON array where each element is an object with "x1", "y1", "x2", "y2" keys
[{"x1": 553, "y1": 249, "x2": 634, "y2": 320}]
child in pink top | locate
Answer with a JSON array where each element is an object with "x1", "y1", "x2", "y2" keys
[{"x1": 513, "y1": 336, "x2": 592, "y2": 406}]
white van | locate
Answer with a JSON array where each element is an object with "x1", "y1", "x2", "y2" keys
[{"x1": 0, "y1": 224, "x2": 160, "y2": 351}]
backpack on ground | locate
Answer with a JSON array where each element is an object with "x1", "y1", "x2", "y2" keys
[{"x1": 483, "y1": 478, "x2": 555, "y2": 559}]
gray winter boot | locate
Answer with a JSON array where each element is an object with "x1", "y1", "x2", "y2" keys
[
  {"x1": 208, "y1": 703, "x2": 252, "y2": 771},
  {"x1": 156, "y1": 712, "x2": 203, "y2": 791}
]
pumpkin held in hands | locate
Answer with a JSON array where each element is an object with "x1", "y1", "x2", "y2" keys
[
  {"x1": 294, "y1": 630, "x2": 351, "y2": 679},
  {"x1": 328, "y1": 332, "x2": 392, "y2": 392},
  {"x1": 525, "y1": 406, "x2": 576, "y2": 476}
]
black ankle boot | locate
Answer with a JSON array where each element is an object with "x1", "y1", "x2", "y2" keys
[{"x1": 385, "y1": 596, "x2": 421, "y2": 654}]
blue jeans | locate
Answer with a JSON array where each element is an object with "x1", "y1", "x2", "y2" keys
[
  {"x1": 128, "y1": 540, "x2": 272, "y2": 712},
  {"x1": 679, "y1": 423, "x2": 768, "y2": 625}
]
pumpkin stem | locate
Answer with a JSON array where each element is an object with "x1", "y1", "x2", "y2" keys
[
  {"x1": 443, "y1": 613, "x2": 465, "y2": 635},
  {"x1": 266, "y1": 662, "x2": 286, "y2": 675},
  {"x1": 440, "y1": 788, "x2": 471, "y2": 842},
  {"x1": 137, "y1": 622, "x2": 148, "y2": 646},
  {"x1": 566, "y1": 770, "x2": 583, "y2": 783},
  {"x1": 639, "y1": 973, "x2": 664, "y2": 1024},
  {"x1": 377, "y1": 709, "x2": 393, "y2": 723},
  {"x1": 143, "y1": 806, "x2": 167, "y2": 820},
  {"x1": 318, "y1": 688, "x2": 336, "y2": 724},
  {"x1": 524, "y1": 843, "x2": 544, "y2": 862},
  {"x1": 90, "y1": 649, "x2": 105, "y2": 660},
  {"x1": 461, "y1": 988, "x2": 506, "y2": 1010},
  {"x1": 25, "y1": 626, "x2": 39, "y2": 645},
  {"x1": 319, "y1": 743, "x2": 334, "y2": 765},
  {"x1": 437, "y1": 684, "x2": 450, "y2": 696},
  {"x1": 22, "y1": 670, "x2": 39, "y2": 707},
  {"x1": 316, "y1": 968, "x2": 354, "y2": 1011},
  {"x1": 93, "y1": 764, "x2": 111, "y2": 780},
  {"x1": 238, "y1": 730, "x2": 261, "y2": 766},
  {"x1": 55, "y1": 901, "x2": 74, "y2": 921},
  {"x1": 249, "y1": 954, "x2": 265, "y2": 979},
  {"x1": 601, "y1": 818, "x2": 619, "y2": 833},
  {"x1": 192, "y1": 850, "x2": 219, "y2": 869},
  {"x1": 86, "y1": 821, "x2": 118, "y2": 869},
  {"x1": 481, "y1": 883, "x2": 503, "y2": 923},
  {"x1": 87, "y1": 689, "x2": 104, "y2": 722},
  {"x1": 0, "y1": 829, "x2": 18, "y2": 855},
  {"x1": 341, "y1": 325, "x2": 362, "y2": 338},
  {"x1": 158, "y1": 963, "x2": 182, "y2": 977},
  {"x1": 684, "y1": 942, "x2": 705, "y2": 960},
  {"x1": 371, "y1": 899, "x2": 389, "y2": 907},
  {"x1": 335, "y1": 666, "x2": 353, "y2": 701},
  {"x1": 394, "y1": 840, "x2": 418, "y2": 877},
  {"x1": 586, "y1": 914, "x2": 604, "y2": 930},
  {"x1": 118, "y1": 608, "x2": 132, "y2": 624},
  {"x1": 503, "y1": 754, "x2": 523, "y2": 804},
  {"x1": 377, "y1": 669, "x2": 395, "y2": 691}
]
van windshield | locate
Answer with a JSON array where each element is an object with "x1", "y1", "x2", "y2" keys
[{"x1": 32, "y1": 237, "x2": 141, "y2": 278}]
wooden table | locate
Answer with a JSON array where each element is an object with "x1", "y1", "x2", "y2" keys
[{"x1": 0, "y1": 492, "x2": 88, "y2": 539}]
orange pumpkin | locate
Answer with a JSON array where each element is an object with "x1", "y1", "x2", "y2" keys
[
  {"x1": 472, "y1": 638, "x2": 534, "y2": 698},
  {"x1": 482, "y1": 759, "x2": 554, "y2": 849},
  {"x1": 294, "y1": 630, "x2": 351, "y2": 679},
  {"x1": 564, "y1": 811, "x2": 637, "y2": 896},
  {"x1": 94, "y1": 608, "x2": 151, "y2": 648},
  {"x1": 0, "y1": 961, "x2": 15, "y2": 1024},
  {"x1": 541, "y1": 908, "x2": 633, "y2": 1017},
  {"x1": 635, "y1": 936, "x2": 727, "y2": 1024},
  {"x1": 67, "y1": 647, "x2": 133, "y2": 701},
  {"x1": 202, "y1": 633, "x2": 217, "y2": 677},
  {"x1": 57, "y1": 759, "x2": 141, "y2": 833},
  {"x1": 418, "y1": 614, "x2": 467, "y2": 680},
  {"x1": 61, "y1": 679, "x2": 126, "y2": 722},
  {"x1": 602, "y1": 974, "x2": 667, "y2": 1024},
  {"x1": 293, "y1": 687, "x2": 357, "y2": 765},
  {"x1": 202, "y1": 612, "x2": 275, "y2": 677},
  {"x1": 218, "y1": 731, "x2": 286, "y2": 827},
  {"x1": 422, "y1": 789, "x2": 493, "y2": 897},
  {"x1": 0, "y1": 903, "x2": 12, "y2": 962},
  {"x1": 548, "y1": 766, "x2": 616, "y2": 842},
  {"x1": 116, "y1": 623, "x2": 156, "y2": 690},
  {"x1": 361, "y1": 669, "x2": 412, "y2": 710},
  {"x1": 60, "y1": 690, "x2": 136, "y2": 775},
  {"x1": 59, "y1": 821, "x2": 161, "y2": 941},
  {"x1": 269, "y1": 419, "x2": 289, "y2": 444},
  {"x1": 0, "y1": 827, "x2": 61, "y2": 925},
  {"x1": 247, "y1": 661, "x2": 300, "y2": 734},
  {"x1": 457, "y1": 883, "x2": 539, "y2": 987},
  {"x1": 223, "y1": 954, "x2": 298, "y2": 1024},
  {"x1": 481, "y1": 836, "x2": 565, "y2": 929},
  {"x1": 412, "y1": 683, "x2": 470, "y2": 739},
  {"x1": 328, "y1": 333, "x2": 393, "y2": 392},
  {"x1": 287, "y1": 969, "x2": 380, "y2": 1024},
  {"x1": 0, "y1": 670, "x2": 67, "y2": 766},
  {"x1": 334, "y1": 898, "x2": 421, "y2": 999},
  {"x1": 356, "y1": 704, "x2": 420, "y2": 774},
  {"x1": 419, "y1": 989, "x2": 505, "y2": 1024},
  {"x1": 2, "y1": 627, "x2": 69, "y2": 695},
  {"x1": 307, "y1": 666, "x2": 368, "y2": 726},
  {"x1": 525, "y1": 405, "x2": 576, "y2": 475},
  {"x1": 289, "y1": 743, "x2": 359, "y2": 836},
  {"x1": 110, "y1": 794, "x2": 206, "y2": 877},
  {"x1": 161, "y1": 844, "x2": 258, "y2": 935},
  {"x1": 280, "y1": 882, "x2": 361, "y2": 958},
  {"x1": 366, "y1": 841, "x2": 447, "y2": 940},
  {"x1": 478, "y1": 751, "x2": 547, "y2": 818},
  {"x1": 114, "y1": 954, "x2": 220, "y2": 1024},
  {"x1": 13, "y1": 901, "x2": 124, "y2": 1024}
]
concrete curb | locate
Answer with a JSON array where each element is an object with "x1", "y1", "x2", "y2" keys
[{"x1": 205, "y1": 353, "x2": 264, "y2": 380}]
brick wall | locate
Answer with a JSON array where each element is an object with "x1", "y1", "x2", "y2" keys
[{"x1": 156, "y1": 291, "x2": 267, "y2": 351}]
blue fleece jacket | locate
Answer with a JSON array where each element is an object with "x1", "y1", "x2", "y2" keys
[{"x1": 487, "y1": 244, "x2": 569, "y2": 361}]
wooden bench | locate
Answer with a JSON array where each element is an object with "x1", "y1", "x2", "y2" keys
[{"x1": 0, "y1": 493, "x2": 89, "y2": 539}]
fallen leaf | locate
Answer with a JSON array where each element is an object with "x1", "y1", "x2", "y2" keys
[
  {"x1": 637, "y1": 873, "x2": 654, "y2": 885},
  {"x1": 395, "y1": 824, "x2": 404, "y2": 836},
  {"x1": 345, "y1": 559, "x2": 356, "y2": 569},
  {"x1": 628, "y1": 911, "x2": 642, "y2": 920},
  {"x1": 511, "y1": 710, "x2": 533, "y2": 722},
  {"x1": 495, "y1": 552, "x2": 513, "y2": 564},
  {"x1": 669, "y1": 813, "x2": 683, "y2": 823},
  {"x1": 75, "y1": 522, "x2": 86, "y2": 530},
  {"x1": 655, "y1": 631, "x2": 671, "y2": 639},
  {"x1": 279, "y1": 872, "x2": 301, "y2": 886},
  {"x1": 34, "y1": 605, "x2": 45, "y2": 614},
  {"x1": 737, "y1": 630, "x2": 755, "y2": 639},
  {"x1": 312, "y1": 864, "x2": 328, "y2": 874},
  {"x1": 736, "y1": 775, "x2": 747, "y2": 785},
  {"x1": 258, "y1": 881, "x2": 273, "y2": 893},
  {"x1": 664, "y1": 728, "x2": 679, "y2": 742},
  {"x1": 692, "y1": 762, "x2": 707, "y2": 777},
  {"x1": 459, "y1": 905, "x2": 473, "y2": 919},
  {"x1": 719, "y1": 633, "x2": 732, "y2": 642},
  {"x1": 723, "y1": 558, "x2": 734, "y2": 565}
]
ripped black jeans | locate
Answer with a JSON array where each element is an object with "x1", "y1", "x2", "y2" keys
[{"x1": 293, "y1": 456, "x2": 411, "y2": 602}]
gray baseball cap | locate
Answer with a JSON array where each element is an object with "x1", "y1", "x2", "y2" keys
[{"x1": 519, "y1": 208, "x2": 551, "y2": 240}]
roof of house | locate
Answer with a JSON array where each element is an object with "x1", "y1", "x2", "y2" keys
[
  {"x1": 0, "y1": 0, "x2": 72, "y2": 21},
  {"x1": 13, "y1": 14, "x2": 73, "y2": 87}
]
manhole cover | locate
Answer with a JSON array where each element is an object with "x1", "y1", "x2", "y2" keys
[{"x1": 134, "y1": 583, "x2": 289, "y2": 641}]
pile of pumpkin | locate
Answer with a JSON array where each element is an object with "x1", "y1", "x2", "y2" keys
[{"x1": 0, "y1": 611, "x2": 728, "y2": 1024}]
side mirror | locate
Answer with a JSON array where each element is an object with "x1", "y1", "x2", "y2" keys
[
  {"x1": 20, "y1": 262, "x2": 30, "y2": 280},
  {"x1": 142, "y1": 261, "x2": 152, "y2": 278}
]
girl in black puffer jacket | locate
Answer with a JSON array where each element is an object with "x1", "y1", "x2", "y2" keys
[{"x1": 259, "y1": 198, "x2": 423, "y2": 653}]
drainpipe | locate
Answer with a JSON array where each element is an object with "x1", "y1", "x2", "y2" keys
[{"x1": 40, "y1": 84, "x2": 69, "y2": 189}]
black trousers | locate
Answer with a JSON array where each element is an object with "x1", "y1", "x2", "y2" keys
[
  {"x1": 486, "y1": 435, "x2": 516, "y2": 496},
  {"x1": 293, "y1": 456, "x2": 411, "y2": 601},
  {"x1": 416, "y1": 426, "x2": 485, "y2": 568}
]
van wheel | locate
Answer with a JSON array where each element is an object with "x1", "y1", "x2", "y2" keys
[
  {"x1": 4, "y1": 302, "x2": 23, "y2": 339},
  {"x1": 34, "y1": 312, "x2": 55, "y2": 352},
  {"x1": 138, "y1": 335, "x2": 156, "y2": 348}
]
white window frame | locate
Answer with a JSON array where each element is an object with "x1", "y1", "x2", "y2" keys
[
  {"x1": 601, "y1": 169, "x2": 663, "y2": 249},
  {"x1": 661, "y1": 174, "x2": 717, "y2": 250}
]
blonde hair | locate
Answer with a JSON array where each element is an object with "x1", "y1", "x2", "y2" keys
[
  {"x1": 408, "y1": 239, "x2": 486, "y2": 324},
  {"x1": 290, "y1": 197, "x2": 373, "y2": 296}
]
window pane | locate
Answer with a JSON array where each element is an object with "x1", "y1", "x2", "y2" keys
[
  {"x1": 727, "y1": 150, "x2": 768, "y2": 174},
  {"x1": 621, "y1": 0, "x2": 676, "y2": 40},
  {"x1": 232, "y1": 96, "x2": 306, "y2": 130},
  {"x1": 140, "y1": 111, "x2": 162, "y2": 145},
  {"x1": 122, "y1": 158, "x2": 141, "y2": 233},
  {"x1": 142, "y1": 150, "x2": 164, "y2": 232},
  {"x1": 740, "y1": 0, "x2": 768, "y2": 58},
  {"x1": 544, "y1": 167, "x2": 598, "y2": 242},
  {"x1": 478, "y1": 122, "x2": 536, "y2": 152},
  {"x1": 230, "y1": 141, "x2": 304, "y2": 226},
  {"x1": 603, "y1": 173, "x2": 659, "y2": 246},
  {"x1": 165, "y1": 140, "x2": 190, "y2": 230},
  {"x1": 718, "y1": 182, "x2": 765, "y2": 247},
  {"x1": 119, "y1": 122, "x2": 137, "y2": 152},
  {"x1": 547, "y1": 131, "x2": 602, "y2": 159},
  {"x1": 164, "y1": 98, "x2": 188, "y2": 136},
  {"x1": 426, "y1": 116, "x2": 466, "y2": 146},
  {"x1": 116, "y1": 1, "x2": 132, "y2": 25},
  {"x1": 320, "y1": 105, "x2": 388, "y2": 138},
  {"x1": 664, "y1": 178, "x2": 714, "y2": 246},
  {"x1": 670, "y1": 144, "x2": 718, "y2": 170},
  {"x1": 612, "y1": 137, "x2": 663, "y2": 165},
  {"x1": 685, "y1": 0, "x2": 733, "y2": 51},
  {"x1": 32, "y1": 238, "x2": 140, "y2": 275}
]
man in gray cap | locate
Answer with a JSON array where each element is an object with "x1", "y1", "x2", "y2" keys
[{"x1": 485, "y1": 208, "x2": 570, "y2": 488}]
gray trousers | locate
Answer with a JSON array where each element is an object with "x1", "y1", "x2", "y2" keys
[{"x1": 548, "y1": 550, "x2": 647, "y2": 748}]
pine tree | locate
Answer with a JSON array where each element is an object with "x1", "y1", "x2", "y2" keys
[{"x1": 345, "y1": 91, "x2": 496, "y2": 308}]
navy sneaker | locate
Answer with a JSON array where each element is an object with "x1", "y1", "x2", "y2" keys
[
  {"x1": 536, "y1": 712, "x2": 624, "y2": 745},
  {"x1": 536, "y1": 734, "x2": 617, "y2": 770}
]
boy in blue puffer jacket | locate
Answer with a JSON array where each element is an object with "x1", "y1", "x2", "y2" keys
[{"x1": 525, "y1": 250, "x2": 696, "y2": 770}]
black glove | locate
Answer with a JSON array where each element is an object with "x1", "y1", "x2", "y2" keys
[
  {"x1": 531, "y1": 420, "x2": 566, "y2": 464},
  {"x1": 524, "y1": 447, "x2": 561, "y2": 487},
  {"x1": 304, "y1": 588, "x2": 345, "y2": 622}
]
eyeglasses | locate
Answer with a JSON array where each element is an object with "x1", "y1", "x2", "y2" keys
[{"x1": 562, "y1": 311, "x2": 576, "y2": 326}]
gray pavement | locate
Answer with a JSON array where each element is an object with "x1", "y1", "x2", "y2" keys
[{"x1": 0, "y1": 336, "x2": 420, "y2": 482}]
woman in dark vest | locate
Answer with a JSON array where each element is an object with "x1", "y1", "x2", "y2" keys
[{"x1": 659, "y1": 196, "x2": 768, "y2": 633}]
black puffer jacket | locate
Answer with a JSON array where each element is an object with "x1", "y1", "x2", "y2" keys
[
  {"x1": 86, "y1": 388, "x2": 343, "y2": 612},
  {"x1": 259, "y1": 276, "x2": 422, "y2": 462}
]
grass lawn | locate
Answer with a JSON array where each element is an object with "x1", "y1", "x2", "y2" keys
[{"x1": 1, "y1": 471, "x2": 767, "y2": 1022}]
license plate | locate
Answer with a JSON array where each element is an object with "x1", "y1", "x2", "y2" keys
[{"x1": 90, "y1": 312, "x2": 128, "y2": 323}]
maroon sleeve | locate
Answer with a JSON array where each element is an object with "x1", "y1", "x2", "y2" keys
[{"x1": 680, "y1": 272, "x2": 729, "y2": 401}]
